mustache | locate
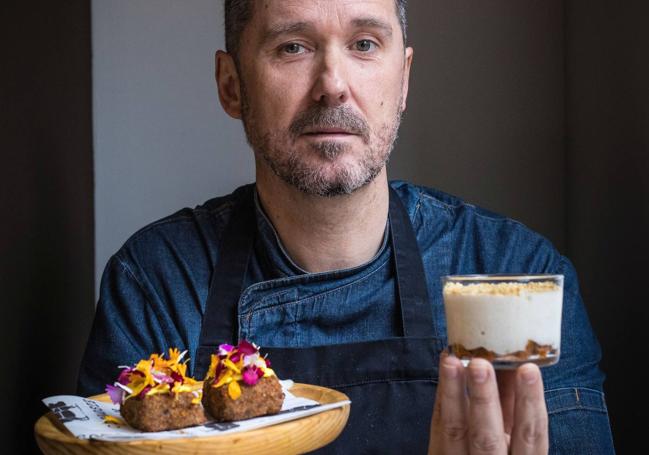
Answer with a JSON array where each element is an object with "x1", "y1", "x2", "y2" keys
[{"x1": 289, "y1": 105, "x2": 370, "y2": 142}]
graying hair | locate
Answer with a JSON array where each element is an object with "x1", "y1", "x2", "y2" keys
[{"x1": 224, "y1": 0, "x2": 408, "y2": 60}]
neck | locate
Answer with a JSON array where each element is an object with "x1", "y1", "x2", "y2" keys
[{"x1": 255, "y1": 165, "x2": 390, "y2": 273}]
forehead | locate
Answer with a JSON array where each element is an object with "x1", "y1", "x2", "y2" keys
[{"x1": 249, "y1": 0, "x2": 398, "y2": 33}]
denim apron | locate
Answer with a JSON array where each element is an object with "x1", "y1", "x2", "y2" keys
[{"x1": 195, "y1": 187, "x2": 444, "y2": 454}]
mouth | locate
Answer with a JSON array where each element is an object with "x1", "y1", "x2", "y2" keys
[{"x1": 301, "y1": 128, "x2": 358, "y2": 138}]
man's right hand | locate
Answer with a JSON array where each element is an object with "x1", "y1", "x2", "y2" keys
[{"x1": 428, "y1": 354, "x2": 549, "y2": 454}]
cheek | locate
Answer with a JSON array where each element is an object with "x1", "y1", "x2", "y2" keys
[
  {"x1": 352, "y1": 64, "x2": 404, "y2": 122},
  {"x1": 247, "y1": 69, "x2": 305, "y2": 131}
]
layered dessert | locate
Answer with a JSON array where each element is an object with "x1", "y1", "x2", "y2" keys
[
  {"x1": 202, "y1": 340, "x2": 284, "y2": 422},
  {"x1": 443, "y1": 276, "x2": 563, "y2": 367},
  {"x1": 105, "y1": 348, "x2": 207, "y2": 431}
]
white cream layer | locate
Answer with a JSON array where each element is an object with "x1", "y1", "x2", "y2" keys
[{"x1": 444, "y1": 287, "x2": 563, "y2": 355}]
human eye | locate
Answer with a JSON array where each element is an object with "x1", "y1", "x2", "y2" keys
[
  {"x1": 353, "y1": 39, "x2": 378, "y2": 52},
  {"x1": 280, "y1": 42, "x2": 307, "y2": 55}
]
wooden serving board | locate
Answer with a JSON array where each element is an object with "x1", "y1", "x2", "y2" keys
[{"x1": 35, "y1": 383, "x2": 350, "y2": 455}]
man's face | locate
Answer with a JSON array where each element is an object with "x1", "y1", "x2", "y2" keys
[{"x1": 235, "y1": 0, "x2": 412, "y2": 196}]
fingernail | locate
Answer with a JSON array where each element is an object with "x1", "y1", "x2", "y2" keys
[
  {"x1": 521, "y1": 367, "x2": 538, "y2": 385},
  {"x1": 470, "y1": 366, "x2": 488, "y2": 383},
  {"x1": 442, "y1": 358, "x2": 458, "y2": 379}
]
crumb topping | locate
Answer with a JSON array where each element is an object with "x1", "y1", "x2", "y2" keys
[{"x1": 444, "y1": 281, "x2": 560, "y2": 296}]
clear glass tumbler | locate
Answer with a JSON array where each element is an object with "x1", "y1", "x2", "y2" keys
[{"x1": 442, "y1": 274, "x2": 564, "y2": 369}]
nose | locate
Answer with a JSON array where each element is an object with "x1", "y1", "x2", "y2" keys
[{"x1": 310, "y1": 48, "x2": 350, "y2": 106}]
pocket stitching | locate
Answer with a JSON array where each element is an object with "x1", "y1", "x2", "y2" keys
[{"x1": 545, "y1": 387, "x2": 607, "y2": 415}]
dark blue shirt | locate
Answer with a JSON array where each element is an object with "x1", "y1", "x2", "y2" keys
[{"x1": 78, "y1": 181, "x2": 615, "y2": 453}]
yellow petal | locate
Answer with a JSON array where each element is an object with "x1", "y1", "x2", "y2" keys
[
  {"x1": 168, "y1": 347, "x2": 180, "y2": 363},
  {"x1": 228, "y1": 380, "x2": 241, "y2": 400},
  {"x1": 223, "y1": 358, "x2": 241, "y2": 374},
  {"x1": 128, "y1": 380, "x2": 148, "y2": 397},
  {"x1": 205, "y1": 354, "x2": 218, "y2": 380},
  {"x1": 214, "y1": 370, "x2": 233, "y2": 388},
  {"x1": 146, "y1": 384, "x2": 170, "y2": 396},
  {"x1": 104, "y1": 415, "x2": 126, "y2": 425}
]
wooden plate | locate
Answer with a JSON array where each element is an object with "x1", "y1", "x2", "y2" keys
[{"x1": 35, "y1": 383, "x2": 350, "y2": 455}]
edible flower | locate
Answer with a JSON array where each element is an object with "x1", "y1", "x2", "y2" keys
[
  {"x1": 105, "y1": 348, "x2": 202, "y2": 404},
  {"x1": 105, "y1": 384, "x2": 124, "y2": 405},
  {"x1": 103, "y1": 415, "x2": 126, "y2": 426},
  {"x1": 205, "y1": 340, "x2": 277, "y2": 400}
]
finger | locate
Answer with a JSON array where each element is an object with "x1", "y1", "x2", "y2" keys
[
  {"x1": 430, "y1": 354, "x2": 469, "y2": 454},
  {"x1": 496, "y1": 369, "x2": 516, "y2": 436},
  {"x1": 510, "y1": 364, "x2": 549, "y2": 455},
  {"x1": 466, "y1": 359, "x2": 508, "y2": 454}
]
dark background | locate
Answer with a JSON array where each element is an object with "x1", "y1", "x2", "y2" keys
[{"x1": 2, "y1": 1, "x2": 647, "y2": 453}]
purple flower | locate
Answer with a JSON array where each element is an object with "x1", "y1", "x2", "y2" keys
[{"x1": 106, "y1": 384, "x2": 124, "y2": 405}]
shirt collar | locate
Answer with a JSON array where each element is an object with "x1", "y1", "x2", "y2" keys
[{"x1": 253, "y1": 187, "x2": 390, "y2": 278}]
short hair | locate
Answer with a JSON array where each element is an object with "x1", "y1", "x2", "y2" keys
[{"x1": 224, "y1": 0, "x2": 408, "y2": 60}]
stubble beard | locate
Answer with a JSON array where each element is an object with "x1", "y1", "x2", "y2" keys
[{"x1": 241, "y1": 83, "x2": 404, "y2": 198}]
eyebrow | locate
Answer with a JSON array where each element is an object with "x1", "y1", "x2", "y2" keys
[
  {"x1": 350, "y1": 17, "x2": 393, "y2": 38},
  {"x1": 260, "y1": 21, "x2": 311, "y2": 45},
  {"x1": 260, "y1": 16, "x2": 393, "y2": 45}
]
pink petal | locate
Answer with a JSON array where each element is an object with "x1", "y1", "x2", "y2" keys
[
  {"x1": 230, "y1": 352, "x2": 241, "y2": 363},
  {"x1": 218, "y1": 344, "x2": 234, "y2": 356},
  {"x1": 106, "y1": 384, "x2": 124, "y2": 404},
  {"x1": 117, "y1": 367, "x2": 134, "y2": 385},
  {"x1": 153, "y1": 372, "x2": 174, "y2": 384},
  {"x1": 214, "y1": 361, "x2": 223, "y2": 378},
  {"x1": 242, "y1": 366, "x2": 260, "y2": 386},
  {"x1": 138, "y1": 386, "x2": 152, "y2": 398},
  {"x1": 238, "y1": 340, "x2": 257, "y2": 355}
]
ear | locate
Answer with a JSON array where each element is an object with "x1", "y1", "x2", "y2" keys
[
  {"x1": 216, "y1": 50, "x2": 242, "y2": 119},
  {"x1": 400, "y1": 47, "x2": 414, "y2": 112}
]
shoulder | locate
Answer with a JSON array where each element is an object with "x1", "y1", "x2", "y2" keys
[
  {"x1": 113, "y1": 184, "x2": 253, "y2": 272},
  {"x1": 390, "y1": 180, "x2": 560, "y2": 273}
]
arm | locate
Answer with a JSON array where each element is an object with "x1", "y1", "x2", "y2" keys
[
  {"x1": 541, "y1": 256, "x2": 615, "y2": 453},
  {"x1": 76, "y1": 254, "x2": 170, "y2": 396}
]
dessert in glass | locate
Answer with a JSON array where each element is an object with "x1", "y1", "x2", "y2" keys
[{"x1": 442, "y1": 274, "x2": 564, "y2": 368}]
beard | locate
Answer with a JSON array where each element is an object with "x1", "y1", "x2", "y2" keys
[{"x1": 241, "y1": 85, "x2": 404, "y2": 197}]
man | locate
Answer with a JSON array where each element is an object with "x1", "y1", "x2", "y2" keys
[{"x1": 79, "y1": 1, "x2": 615, "y2": 453}]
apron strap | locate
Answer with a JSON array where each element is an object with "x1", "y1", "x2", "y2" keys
[
  {"x1": 388, "y1": 186, "x2": 434, "y2": 338},
  {"x1": 195, "y1": 187, "x2": 255, "y2": 375}
]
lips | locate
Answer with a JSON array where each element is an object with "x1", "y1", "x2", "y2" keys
[{"x1": 302, "y1": 127, "x2": 357, "y2": 136}]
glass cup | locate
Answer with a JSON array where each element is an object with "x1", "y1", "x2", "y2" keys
[{"x1": 442, "y1": 274, "x2": 564, "y2": 369}]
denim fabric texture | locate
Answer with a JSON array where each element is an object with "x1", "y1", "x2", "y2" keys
[{"x1": 78, "y1": 181, "x2": 615, "y2": 453}]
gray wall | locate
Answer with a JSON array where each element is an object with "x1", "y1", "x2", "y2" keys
[
  {"x1": 392, "y1": 1, "x2": 566, "y2": 250},
  {"x1": 92, "y1": 0, "x2": 253, "y2": 294}
]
